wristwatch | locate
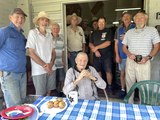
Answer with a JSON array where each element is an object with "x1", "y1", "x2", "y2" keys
[{"x1": 147, "y1": 55, "x2": 152, "y2": 60}]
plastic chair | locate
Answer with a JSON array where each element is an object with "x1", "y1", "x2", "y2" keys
[{"x1": 124, "y1": 80, "x2": 160, "y2": 106}]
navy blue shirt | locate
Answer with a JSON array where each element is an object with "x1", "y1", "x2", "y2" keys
[
  {"x1": 115, "y1": 23, "x2": 135, "y2": 59},
  {"x1": 90, "y1": 28, "x2": 113, "y2": 58},
  {"x1": 0, "y1": 22, "x2": 26, "y2": 73}
]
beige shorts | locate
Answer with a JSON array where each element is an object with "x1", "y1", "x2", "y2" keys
[{"x1": 32, "y1": 71, "x2": 56, "y2": 95}]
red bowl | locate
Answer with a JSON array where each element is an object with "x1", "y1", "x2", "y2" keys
[{"x1": 1, "y1": 105, "x2": 34, "y2": 119}]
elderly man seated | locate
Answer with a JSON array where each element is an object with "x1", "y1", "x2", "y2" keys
[{"x1": 63, "y1": 52, "x2": 106, "y2": 100}]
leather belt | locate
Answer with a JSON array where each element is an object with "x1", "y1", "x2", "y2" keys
[{"x1": 69, "y1": 50, "x2": 82, "y2": 53}]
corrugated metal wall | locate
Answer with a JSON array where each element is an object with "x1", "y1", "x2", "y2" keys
[
  {"x1": 30, "y1": 0, "x2": 95, "y2": 32},
  {"x1": 30, "y1": 0, "x2": 96, "y2": 69},
  {"x1": 31, "y1": 0, "x2": 64, "y2": 31},
  {"x1": 0, "y1": 0, "x2": 17, "y2": 27}
]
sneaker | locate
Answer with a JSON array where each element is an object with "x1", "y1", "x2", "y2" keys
[{"x1": 119, "y1": 90, "x2": 126, "y2": 99}]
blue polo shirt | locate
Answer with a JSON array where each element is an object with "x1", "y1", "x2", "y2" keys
[
  {"x1": 115, "y1": 23, "x2": 135, "y2": 59},
  {"x1": 0, "y1": 22, "x2": 26, "y2": 73}
]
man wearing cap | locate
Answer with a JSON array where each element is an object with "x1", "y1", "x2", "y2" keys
[
  {"x1": 114, "y1": 12, "x2": 135, "y2": 99},
  {"x1": 67, "y1": 13, "x2": 86, "y2": 67},
  {"x1": 122, "y1": 11, "x2": 160, "y2": 103},
  {"x1": 0, "y1": 8, "x2": 27, "y2": 108},
  {"x1": 26, "y1": 11, "x2": 56, "y2": 96}
]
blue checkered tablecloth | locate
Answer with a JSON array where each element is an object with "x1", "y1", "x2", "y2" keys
[{"x1": 33, "y1": 96, "x2": 160, "y2": 120}]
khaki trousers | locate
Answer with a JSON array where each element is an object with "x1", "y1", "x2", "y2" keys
[{"x1": 125, "y1": 58, "x2": 151, "y2": 103}]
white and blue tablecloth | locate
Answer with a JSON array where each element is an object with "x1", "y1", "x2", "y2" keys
[{"x1": 33, "y1": 96, "x2": 160, "y2": 120}]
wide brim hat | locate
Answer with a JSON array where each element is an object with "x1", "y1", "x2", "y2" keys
[
  {"x1": 66, "y1": 13, "x2": 82, "y2": 25},
  {"x1": 33, "y1": 11, "x2": 53, "y2": 26}
]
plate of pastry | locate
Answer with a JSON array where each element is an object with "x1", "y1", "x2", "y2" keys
[{"x1": 40, "y1": 98, "x2": 67, "y2": 114}]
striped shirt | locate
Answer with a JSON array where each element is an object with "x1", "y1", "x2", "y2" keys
[
  {"x1": 122, "y1": 26, "x2": 160, "y2": 56},
  {"x1": 53, "y1": 35, "x2": 64, "y2": 69}
]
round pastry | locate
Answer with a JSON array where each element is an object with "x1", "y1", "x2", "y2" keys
[
  {"x1": 59, "y1": 101, "x2": 66, "y2": 109},
  {"x1": 57, "y1": 98, "x2": 63, "y2": 102},
  {"x1": 47, "y1": 101, "x2": 54, "y2": 109},
  {"x1": 53, "y1": 101, "x2": 59, "y2": 108}
]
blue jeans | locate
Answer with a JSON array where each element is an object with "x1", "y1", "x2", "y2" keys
[
  {"x1": 0, "y1": 71, "x2": 26, "y2": 108},
  {"x1": 118, "y1": 59, "x2": 126, "y2": 71}
]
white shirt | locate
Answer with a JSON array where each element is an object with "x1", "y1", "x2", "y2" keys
[
  {"x1": 26, "y1": 28, "x2": 56, "y2": 76},
  {"x1": 123, "y1": 26, "x2": 160, "y2": 56}
]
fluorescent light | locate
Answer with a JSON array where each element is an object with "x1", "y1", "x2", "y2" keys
[
  {"x1": 112, "y1": 21, "x2": 119, "y2": 25},
  {"x1": 115, "y1": 8, "x2": 141, "y2": 11}
]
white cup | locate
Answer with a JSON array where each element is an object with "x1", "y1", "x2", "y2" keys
[{"x1": 67, "y1": 91, "x2": 78, "y2": 105}]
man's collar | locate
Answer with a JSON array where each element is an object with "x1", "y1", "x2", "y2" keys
[
  {"x1": 70, "y1": 25, "x2": 79, "y2": 31},
  {"x1": 9, "y1": 22, "x2": 24, "y2": 32},
  {"x1": 51, "y1": 33, "x2": 59, "y2": 38},
  {"x1": 35, "y1": 28, "x2": 49, "y2": 36},
  {"x1": 135, "y1": 25, "x2": 146, "y2": 30},
  {"x1": 134, "y1": 25, "x2": 146, "y2": 33}
]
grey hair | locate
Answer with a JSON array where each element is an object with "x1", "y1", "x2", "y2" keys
[
  {"x1": 50, "y1": 22, "x2": 60, "y2": 28},
  {"x1": 75, "y1": 52, "x2": 88, "y2": 61},
  {"x1": 133, "y1": 12, "x2": 148, "y2": 21}
]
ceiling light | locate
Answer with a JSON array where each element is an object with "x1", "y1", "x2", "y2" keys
[
  {"x1": 115, "y1": 8, "x2": 141, "y2": 11},
  {"x1": 112, "y1": 21, "x2": 119, "y2": 25}
]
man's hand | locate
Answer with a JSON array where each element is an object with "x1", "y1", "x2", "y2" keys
[
  {"x1": 73, "y1": 70, "x2": 89, "y2": 85},
  {"x1": 138, "y1": 57, "x2": 149, "y2": 64},
  {"x1": 115, "y1": 55, "x2": 121, "y2": 63},
  {"x1": 74, "y1": 70, "x2": 93, "y2": 84},
  {"x1": 84, "y1": 70, "x2": 97, "y2": 81},
  {"x1": 128, "y1": 54, "x2": 136, "y2": 60},
  {"x1": 91, "y1": 46, "x2": 98, "y2": 53},
  {"x1": 95, "y1": 51, "x2": 101, "y2": 57},
  {"x1": 43, "y1": 63, "x2": 53, "y2": 74},
  {"x1": 78, "y1": 70, "x2": 90, "y2": 79},
  {"x1": 88, "y1": 75, "x2": 97, "y2": 81}
]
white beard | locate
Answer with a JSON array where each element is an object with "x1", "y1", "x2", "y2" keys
[{"x1": 136, "y1": 24, "x2": 145, "y2": 29}]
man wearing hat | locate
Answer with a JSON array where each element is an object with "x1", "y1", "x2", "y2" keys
[
  {"x1": 26, "y1": 11, "x2": 56, "y2": 96},
  {"x1": 0, "y1": 8, "x2": 27, "y2": 108},
  {"x1": 67, "y1": 13, "x2": 86, "y2": 67},
  {"x1": 114, "y1": 11, "x2": 135, "y2": 99}
]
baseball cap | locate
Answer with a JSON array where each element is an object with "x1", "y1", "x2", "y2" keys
[
  {"x1": 121, "y1": 11, "x2": 131, "y2": 17},
  {"x1": 10, "y1": 8, "x2": 27, "y2": 17}
]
